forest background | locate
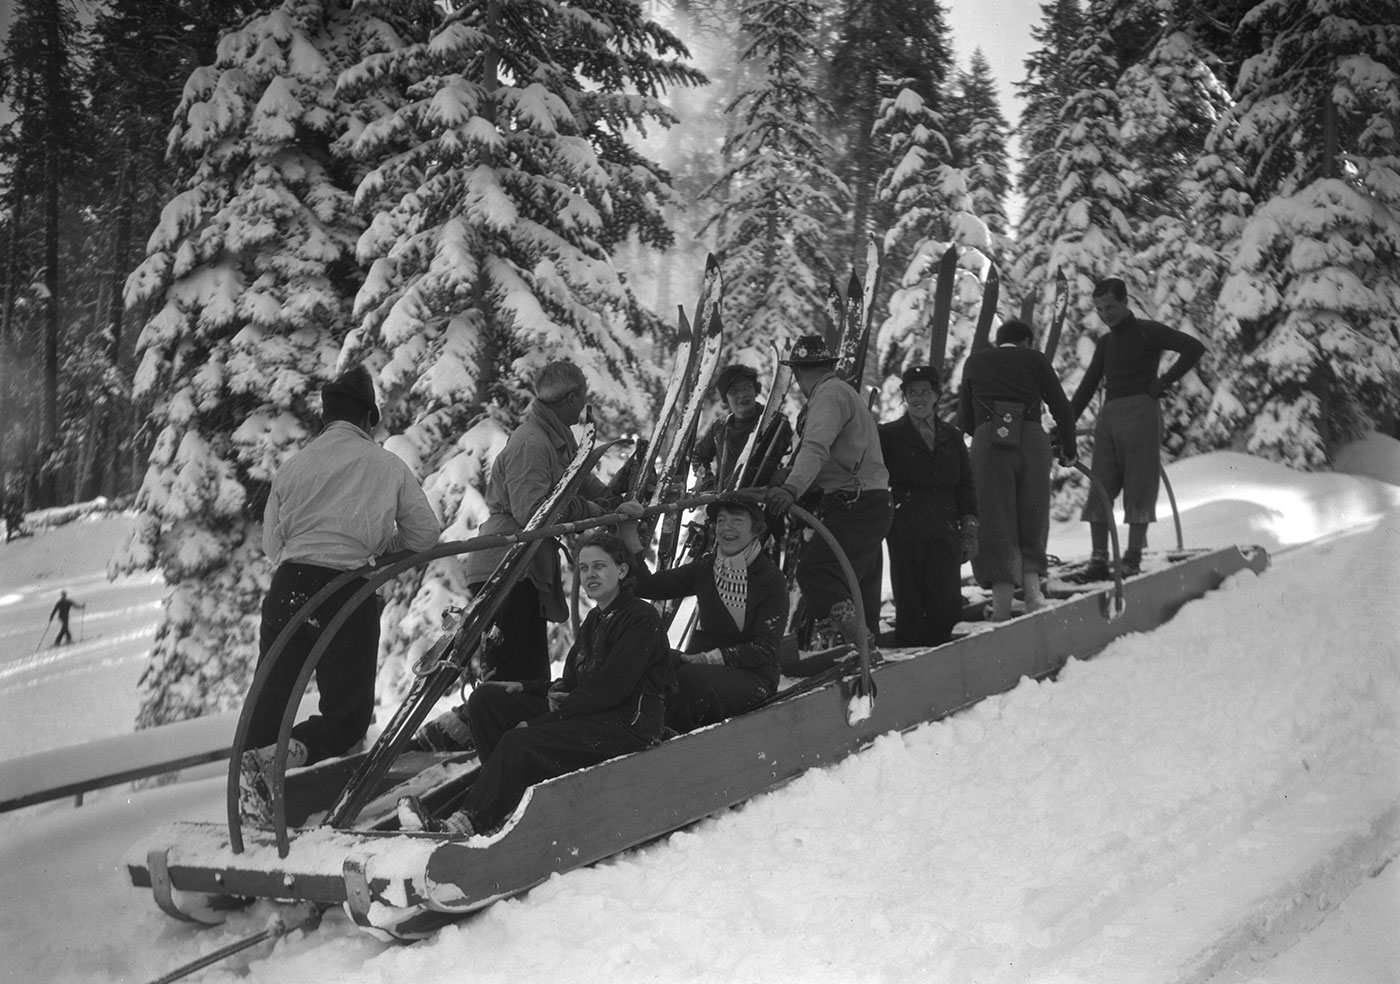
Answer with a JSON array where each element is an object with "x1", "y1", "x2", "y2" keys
[{"x1": 1, "y1": 0, "x2": 1397, "y2": 729}]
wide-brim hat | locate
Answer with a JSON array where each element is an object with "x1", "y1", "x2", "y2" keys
[
  {"x1": 322, "y1": 365, "x2": 381, "y2": 427},
  {"x1": 779, "y1": 334, "x2": 838, "y2": 367},
  {"x1": 705, "y1": 492, "x2": 768, "y2": 527},
  {"x1": 900, "y1": 365, "x2": 939, "y2": 389},
  {"x1": 715, "y1": 364, "x2": 761, "y2": 398}
]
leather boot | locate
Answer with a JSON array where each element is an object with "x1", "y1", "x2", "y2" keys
[{"x1": 1022, "y1": 565, "x2": 1045, "y2": 613}]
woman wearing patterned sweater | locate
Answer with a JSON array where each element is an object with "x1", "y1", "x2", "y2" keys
[{"x1": 619, "y1": 493, "x2": 789, "y2": 733}]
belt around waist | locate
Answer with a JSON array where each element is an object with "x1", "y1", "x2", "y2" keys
[
  {"x1": 976, "y1": 411, "x2": 1041, "y2": 424},
  {"x1": 820, "y1": 486, "x2": 891, "y2": 503}
]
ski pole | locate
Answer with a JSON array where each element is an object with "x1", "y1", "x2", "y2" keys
[{"x1": 32, "y1": 623, "x2": 48, "y2": 655}]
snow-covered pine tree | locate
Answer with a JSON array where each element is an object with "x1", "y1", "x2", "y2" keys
[
  {"x1": 0, "y1": 0, "x2": 90, "y2": 486},
  {"x1": 828, "y1": 0, "x2": 952, "y2": 263},
  {"x1": 871, "y1": 81, "x2": 991, "y2": 404},
  {"x1": 1203, "y1": 0, "x2": 1400, "y2": 468},
  {"x1": 1010, "y1": 0, "x2": 1084, "y2": 319},
  {"x1": 114, "y1": 0, "x2": 430, "y2": 727},
  {"x1": 705, "y1": 0, "x2": 845, "y2": 365},
  {"x1": 1035, "y1": 0, "x2": 1136, "y2": 386},
  {"x1": 340, "y1": 0, "x2": 704, "y2": 685},
  {"x1": 1120, "y1": 27, "x2": 1234, "y2": 458},
  {"x1": 946, "y1": 50, "x2": 1013, "y2": 255}
]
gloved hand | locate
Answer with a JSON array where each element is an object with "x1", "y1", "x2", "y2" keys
[
  {"x1": 959, "y1": 516, "x2": 979, "y2": 563},
  {"x1": 616, "y1": 499, "x2": 645, "y2": 520},
  {"x1": 546, "y1": 680, "x2": 570, "y2": 713},
  {"x1": 681, "y1": 648, "x2": 724, "y2": 665},
  {"x1": 1147, "y1": 377, "x2": 1167, "y2": 398},
  {"x1": 763, "y1": 485, "x2": 796, "y2": 514}
]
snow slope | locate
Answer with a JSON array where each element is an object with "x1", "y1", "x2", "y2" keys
[{"x1": 0, "y1": 446, "x2": 1397, "y2": 984}]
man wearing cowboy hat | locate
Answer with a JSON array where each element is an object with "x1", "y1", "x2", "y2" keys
[
  {"x1": 691, "y1": 363, "x2": 792, "y2": 491},
  {"x1": 242, "y1": 363, "x2": 440, "y2": 826},
  {"x1": 763, "y1": 335, "x2": 892, "y2": 646}
]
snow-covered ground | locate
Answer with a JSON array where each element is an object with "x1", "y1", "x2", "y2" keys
[{"x1": 1, "y1": 441, "x2": 1397, "y2": 984}]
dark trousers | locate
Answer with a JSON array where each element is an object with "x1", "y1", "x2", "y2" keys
[
  {"x1": 797, "y1": 489, "x2": 893, "y2": 632},
  {"x1": 475, "y1": 579, "x2": 551, "y2": 684},
  {"x1": 249, "y1": 562, "x2": 379, "y2": 764},
  {"x1": 666, "y1": 658, "x2": 773, "y2": 733},
  {"x1": 887, "y1": 532, "x2": 961, "y2": 647},
  {"x1": 54, "y1": 619, "x2": 72, "y2": 645},
  {"x1": 462, "y1": 684, "x2": 659, "y2": 832},
  {"x1": 1081, "y1": 395, "x2": 1162, "y2": 525}
]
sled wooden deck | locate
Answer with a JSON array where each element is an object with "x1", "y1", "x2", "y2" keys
[{"x1": 127, "y1": 544, "x2": 1268, "y2": 933}]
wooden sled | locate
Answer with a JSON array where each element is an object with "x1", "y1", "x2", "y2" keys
[{"x1": 126, "y1": 538, "x2": 1268, "y2": 939}]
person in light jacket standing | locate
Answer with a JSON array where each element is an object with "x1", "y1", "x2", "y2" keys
[{"x1": 241, "y1": 365, "x2": 440, "y2": 826}]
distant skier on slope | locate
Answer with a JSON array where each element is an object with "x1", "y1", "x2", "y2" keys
[
  {"x1": 49, "y1": 590, "x2": 85, "y2": 646},
  {"x1": 1067, "y1": 279, "x2": 1205, "y2": 581}
]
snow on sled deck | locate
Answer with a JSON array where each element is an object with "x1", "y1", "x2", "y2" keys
[{"x1": 126, "y1": 544, "x2": 1268, "y2": 939}]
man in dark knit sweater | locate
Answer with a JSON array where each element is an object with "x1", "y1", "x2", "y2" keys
[{"x1": 1068, "y1": 278, "x2": 1205, "y2": 580}]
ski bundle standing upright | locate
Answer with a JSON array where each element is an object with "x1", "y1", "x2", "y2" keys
[
  {"x1": 650, "y1": 255, "x2": 725, "y2": 570},
  {"x1": 626, "y1": 307, "x2": 694, "y2": 500},
  {"x1": 730, "y1": 342, "x2": 793, "y2": 492},
  {"x1": 834, "y1": 236, "x2": 882, "y2": 389}
]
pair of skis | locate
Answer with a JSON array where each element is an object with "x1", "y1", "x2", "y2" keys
[
  {"x1": 827, "y1": 236, "x2": 883, "y2": 390},
  {"x1": 928, "y1": 251, "x2": 1069, "y2": 375},
  {"x1": 927, "y1": 244, "x2": 1000, "y2": 377},
  {"x1": 1011, "y1": 268, "x2": 1070, "y2": 361}
]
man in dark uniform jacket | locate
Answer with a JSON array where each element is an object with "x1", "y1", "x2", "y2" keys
[
  {"x1": 878, "y1": 366, "x2": 977, "y2": 647},
  {"x1": 1068, "y1": 278, "x2": 1205, "y2": 580}
]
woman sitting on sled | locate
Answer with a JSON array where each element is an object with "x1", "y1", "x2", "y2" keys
[{"x1": 399, "y1": 531, "x2": 673, "y2": 837}]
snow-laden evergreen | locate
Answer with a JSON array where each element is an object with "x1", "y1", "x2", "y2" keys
[
  {"x1": 1010, "y1": 0, "x2": 1084, "y2": 313},
  {"x1": 1034, "y1": 4, "x2": 1136, "y2": 396},
  {"x1": 704, "y1": 0, "x2": 845, "y2": 367},
  {"x1": 873, "y1": 83, "x2": 992, "y2": 404},
  {"x1": 114, "y1": 0, "x2": 425, "y2": 726},
  {"x1": 947, "y1": 50, "x2": 1013, "y2": 252},
  {"x1": 1204, "y1": 1, "x2": 1400, "y2": 468},
  {"x1": 1117, "y1": 29, "x2": 1232, "y2": 458},
  {"x1": 337, "y1": 0, "x2": 704, "y2": 686}
]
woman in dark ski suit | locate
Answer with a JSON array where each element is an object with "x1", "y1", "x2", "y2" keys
[
  {"x1": 878, "y1": 366, "x2": 978, "y2": 647},
  {"x1": 400, "y1": 532, "x2": 673, "y2": 837},
  {"x1": 619, "y1": 492, "x2": 788, "y2": 733},
  {"x1": 958, "y1": 319, "x2": 1077, "y2": 621}
]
